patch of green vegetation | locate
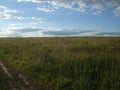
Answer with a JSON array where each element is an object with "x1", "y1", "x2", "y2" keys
[
  {"x1": 0, "y1": 67, "x2": 11, "y2": 90},
  {"x1": 0, "y1": 37, "x2": 120, "y2": 90}
]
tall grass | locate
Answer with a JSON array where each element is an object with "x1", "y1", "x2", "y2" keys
[{"x1": 0, "y1": 37, "x2": 120, "y2": 90}]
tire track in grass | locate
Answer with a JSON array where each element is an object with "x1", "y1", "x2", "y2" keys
[
  {"x1": 0, "y1": 60, "x2": 12, "y2": 78},
  {"x1": 0, "y1": 60, "x2": 33, "y2": 90}
]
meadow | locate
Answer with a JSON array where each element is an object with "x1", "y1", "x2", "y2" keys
[{"x1": 0, "y1": 37, "x2": 120, "y2": 90}]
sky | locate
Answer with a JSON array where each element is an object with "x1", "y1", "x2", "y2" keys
[{"x1": 0, "y1": 0, "x2": 120, "y2": 37}]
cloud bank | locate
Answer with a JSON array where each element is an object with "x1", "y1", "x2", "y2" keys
[
  {"x1": 0, "y1": 28, "x2": 120, "y2": 37},
  {"x1": 17, "y1": 0, "x2": 120, "y2": 16}
]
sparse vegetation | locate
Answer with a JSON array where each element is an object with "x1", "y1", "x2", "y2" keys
[{"x1": 0, "y1": 37, "x2": 120, "y2": 90}]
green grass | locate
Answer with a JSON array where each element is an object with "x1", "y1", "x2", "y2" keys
[
  {"x1": 0, "y1": 67, "x2": 11, "y2": 90},
  {"x1": 0, "y1": 37, "x2": 120, "y2": 90}
]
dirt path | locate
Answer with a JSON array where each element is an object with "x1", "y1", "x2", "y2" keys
[{"x1": 0, "y1": 60, "x2": 34, "y2": 90}]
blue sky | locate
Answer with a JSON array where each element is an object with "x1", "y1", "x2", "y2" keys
[{"x1": 0, "y1": 0, "x2": 120, "y2": 37}]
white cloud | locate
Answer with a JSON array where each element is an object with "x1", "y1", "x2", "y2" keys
[
  {"x1": 15, "y1": 16, "x2": 46, "y2": 21},
  {"x1": 2, "y1": 16, "x2": 46, "y2": 30},
  {"x1": 0, "y1": 12, "x2": 16, "y2": 19},
  {"x1": 114, "y1": 6, "x2": 120, "y2": 16},
  {"x1": 17, "y1": 16, "x2": 26, "y2": 20},
  {"x1": 0, "y1": 5, "x2": 46, "y2": 21},
  {"x1": 30, "y1": 21, "x2": 43, "y2": 26},
  {"x1": 17, "y1": 0, "x2": 120, "y2": 16},
  {"x1": 29, "y1": 17, "x2": 46, "y2": 25},
  {"x1": 0, "y1": 29, "x2": 14, "y2": 37},
  {"x1": 0, "y1": 5, "x2": 24, "y2": 19},
  {"x1": 9, "y1": 23, "x2": 24, "y2": 30},
  {"x1": 0, "y1": 6, "x2": 12, "y2": 13},
  {"x1": 0, "y1": 6, "x2": 24, "y2": 13},
  {"x1": 92, "y1": 10, "x2": 102, "y2": 15},
  {"x1": 0, "y1": 28, "x2": 45, "y2": 37},
  {"x1": 17, "y1": 0, "x2": 50, "y2": 3},
  {"x1": 37, "y1": 7, "x2": 55, "y2": 13},
  {"x1": 31, "y1": 17, "x2": 46, "y2": 21},
  {"x1": 37, "y1": 3, "x2": 59, "y2": 13}
]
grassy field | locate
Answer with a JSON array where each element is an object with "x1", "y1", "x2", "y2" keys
[{"x1": 0, "y1": 37, "x2": 120, "y2": 90}]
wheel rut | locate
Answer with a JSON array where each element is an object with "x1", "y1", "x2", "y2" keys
[{"x1": 0, "y1": 60, "x2": 34, "y2": 90}]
